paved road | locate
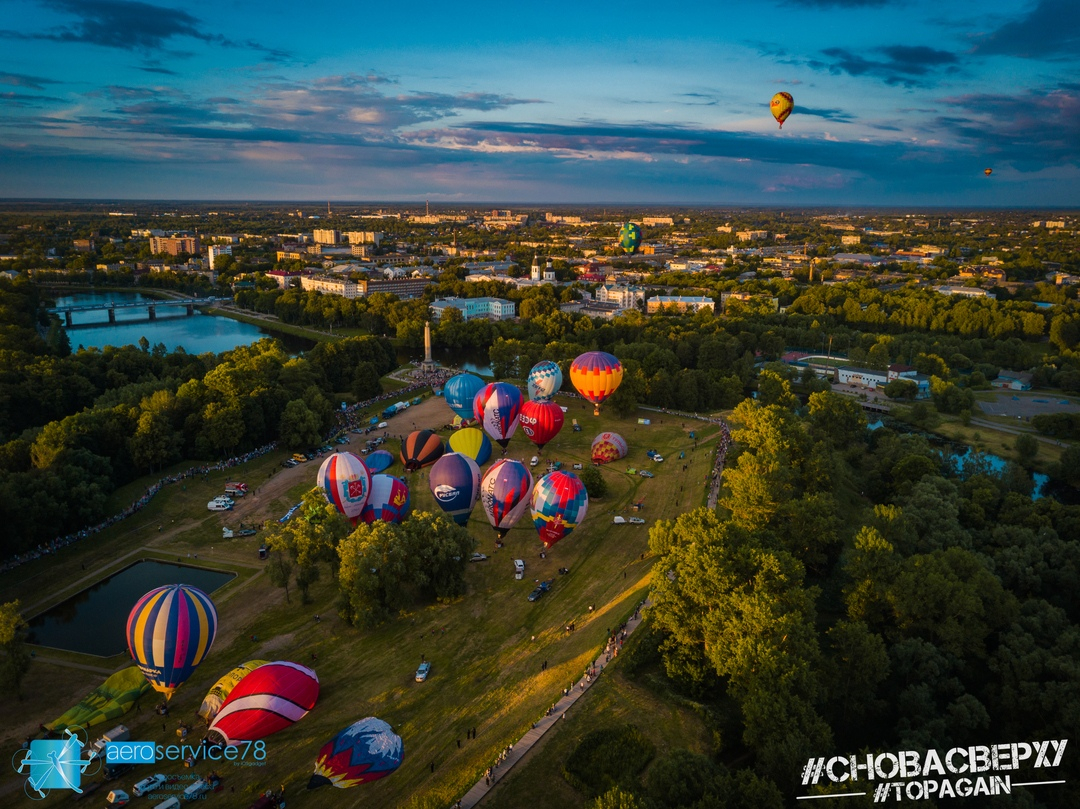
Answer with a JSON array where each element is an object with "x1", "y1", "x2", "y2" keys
[
  {"x1": 457, "y1": 600, "x2": 650, "y2": 809},
  {"x1": 968, "y1": 417, "x2": 1066, "y2": 448}
]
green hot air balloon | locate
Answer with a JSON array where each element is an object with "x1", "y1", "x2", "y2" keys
[{"x1": 618, "y1": 222, "x2": 642, "y2": 254}]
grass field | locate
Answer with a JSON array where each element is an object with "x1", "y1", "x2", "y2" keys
[{"x1": 1, "y1": 393, "x2": 722, "y2": 808}]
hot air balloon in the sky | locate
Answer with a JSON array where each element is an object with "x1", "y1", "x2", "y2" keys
[
  {"x1": 309, "y1": 718, "x2": 403, "y2": 790},
  {"x1": 428, "y1": 452, "x2": 481, "y2": 526},
  {"x1": 771, "y1": 92, "x2": 794, "y2": 128},
  {"x1": 984, "y1": 168, "x2": 993, "y2": 176},
  {"x1": 618, "y1": 222, "x2": 642, "y2": 254},
  {"x1": 519, "y1": 399, "x2": 564, "y2": 452},
  {"x1": 317, "y1": 452, "x2": 371, "y2": 520},
  {"x1": 530, "y1": 470, "x2": 589, "y2": 549},
  {"x1": 366, "y1": 449, "x2": 394, "y2": 474},
  {"x1": 199, "y1": 660, "x2": 268, "y2": 723},
  {"x1": 570, "y1": 351, "x2": 623, "y2": 416},
  {"x1": 448, "y1": 427, "x2": 492, "y2": 466},
  {"x1": 473, "y1": 382, "x2": 523, "y2": 450},
  {"x1": 401, "y1": 430, "x2": 444, "y2": 471},
  {"x1": 527, "y1": 360, "x2": 563, "y2": 402},
  {"x1": 443, "y1": 373, "x2": 485, "y2": 420},
  {"x1": 591, "y1": 432, "x2": 628, "y2": 464},
  {"x1": 357, "y1": 475, "x2": 410, "y2": 525},
  {"x1": 481, "y1": 459, "x2": 533, "y2": 538},
  {"x1": 209, "y1": 661, "x2": 319, "y2": 745},
  {"x1": 126, "y1": 584, "x2": 218, "y2": 699}
]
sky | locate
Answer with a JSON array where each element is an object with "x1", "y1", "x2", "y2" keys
[{"x1": 0, "y1": 0, "x2": 1078, "y2": 205}]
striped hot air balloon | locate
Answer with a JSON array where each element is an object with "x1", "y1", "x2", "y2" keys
[
  {"x1": 400, "y1": 430, "x2": 444, "y2": 471},
  {"x1": 317, "y1": 452, "x2": 372, "y2": 520},
  {"x1": 365, "y1": 449, "x2": 394, "y2": 474},
  {"x1": 569, "y1": 351, "x2": 623, "y2": 416},
  {"x1": 198, "y1": 660, "x2": 268, "y2": 723},
  {"x1": 443, "y1": 373, "x2": 485, "y2": 420},
  {"x1": 209, "y1": 661, "x2": 319, "y2": 745},
  {"x1": 309, "y1": 718, "x2": 403, "y2": 790},
  {"x1": 481, "y1": 459, "x2": 533, "y2": 538},
  {"x1": 519, "y1": 399, "x2": 564, "y2": 452},
  {"x1": 356, "y1": 475, "x2": 410, "y2": 525},
  {"x1": 126, "y1": 584, "x2": 218, "y2": 699},
  {"x1": 429, "y1": 452, "x2": 481, "y2": 526},
  {"x1": 530, "y1": 470, "x2": 589, "y2": 549},
  {"x1": 527, "y1": 360, "x2": 563, "y2": 402},
  {"x1": 473, "y1": 382, "x2": 523, "y2": 450},
  {"x1": 448, "y1": 427, "x2": 492, "y2": 465},
  {"x1": 591, "y1": 432, "x2": 628, "y2": 464}
]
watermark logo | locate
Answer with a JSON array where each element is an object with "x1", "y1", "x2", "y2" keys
[{"x1": 13, "y1": 728, "x2": 92, "y2": 799}]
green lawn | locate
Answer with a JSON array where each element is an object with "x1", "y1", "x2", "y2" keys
[{"x1": 1, "y1": 399, "x2": 722, "y2": 809}]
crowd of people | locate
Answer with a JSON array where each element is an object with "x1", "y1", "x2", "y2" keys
[{"x1": 706, "y1": 421, "x2": 732, "y2": 509}]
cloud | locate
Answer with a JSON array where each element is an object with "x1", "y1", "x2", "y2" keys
[
  {"x1": 0, "y1": 91, "x2": 65, "y2": 106},
  {"x1": 784, "y1": 0, "x2": 888, "y2": 7},
  {"x1": 797, "y1": 106, "x2": 855, "y2": 122},
  {"x1": 0, "y1": 71, "x2": 60, "y2": 91},
  {"x1": 818, "y1": 45, "x2": 959, "y2": 87},
  {"x1": 136, "y1": 64, "x2": 180, "y2": 76},
  {"x1": 971, "y1": 0, "x2": 1080, "y2": 60}
]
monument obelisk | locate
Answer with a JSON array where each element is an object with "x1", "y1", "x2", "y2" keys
[{"x1": 420, "y1": 320, "x2": 437, "y2": 372}]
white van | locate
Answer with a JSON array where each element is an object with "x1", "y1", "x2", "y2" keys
[
  {"x1": 513, "y1": 559, "x2": 525, "y2": 580},
  {"x1": 530, "y1": 456, "x2": 539, "y2": 467},
  {"x1": 207, "y1": 500, "x2": 232, "y2": 512},
  {"x1": 612, "y1": 516, "x2": 627, "y2": 525},
  {"x1": 153, "y1": 798, "x2": 180, "y2": 809},
  {"x1": 133, "y1": 774, "x2": 167, "y2": 797}
]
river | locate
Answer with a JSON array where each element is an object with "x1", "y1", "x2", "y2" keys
[{"x1": 54, "y1": 290, "x2": 314, "y2": 354}]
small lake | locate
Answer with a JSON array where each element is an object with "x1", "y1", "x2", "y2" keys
[
  {"x1": 26, "y1": 560, "x2": 235, "y2": 657},
  {"x1": 53, "y1": 290, "x2": 314, "y2": 354},
  {"x1": 398, "y1": 345, "x2": 493, "y2": 377}
]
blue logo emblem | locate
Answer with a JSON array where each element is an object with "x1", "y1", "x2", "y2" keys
[{"x1": 14, "y1": 729, "x2": 92, "y2": 798}]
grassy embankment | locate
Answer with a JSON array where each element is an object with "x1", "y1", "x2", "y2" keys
[{"x1": 0, "y1": 395, "x2": 721, "y2": 809}]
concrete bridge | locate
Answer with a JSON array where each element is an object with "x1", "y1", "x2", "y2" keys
[{"x1": 49, "y1": 297, "x2": 227, "y2": 327}]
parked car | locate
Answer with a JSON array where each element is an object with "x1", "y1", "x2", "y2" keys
[
  {"x1": 612, "y1": 516, "x2": 627, "y2": 525},
  {"x1": 133, "y1": 774, "x2": 167, "y2": 798},
  {"x1": 415, "y1": 662, "x2": 432, "y2": 682},
  {"x1": 638, "y1": 470, "x2": 655, "y2": 478},
  {"x1": 572, "y1": 463, "x2": 583, "y2": 470},
  {"x1": 469, "y1": 552, "x2": 488, "y2": 562},
  {"x1": 291, "y1": 453, "x2": 307, "y2": 463},
  {"x1": 207, "y1": 500, "x2": 232, "y2": 512},
  {"x1": 528, "y1": 580, "x2": 552, "y2": 602},
  {"x1": 629, "y1": 517, "x2": 646, "y2": 525},
  {"x1": 652, "y1": 455, "x2": 664, "y2": 463},
  {"x1": 530, "y1": 456, "x2": 539, "y2": 467},
  {"x1": 513, "y1": 559, "x2": 525, "y2": 579},
  {"x1": 283, "y1": 459, "x2": 299, "y2": 468}
]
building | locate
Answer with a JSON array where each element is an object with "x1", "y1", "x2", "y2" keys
[
  {"x1": 344, "y1": 231, "x2": 383, "y2": 246},
  {"x1": 841, "y1": 235, "x2": 862, "y2": 245},
  {"x1": 646, "y1": 296, "x2": 715, "y2": 313},
  {"x1": 351, "y1": 244, "x2": 375, "y2": 258},
  {"x1": 266, "y1": 270, "x2": 301, "y2": 289},
  {"x1": 737, "y1": 230, "x2": 768, "y2": 242},
  {"x1": 208, "y1": 245, "x2": 232, "y2": 269},
  {"x1": 934, "y1": 285, "x2": 997, "y2": 299},
  {"x1": 150, "y1": 235, "x2": 201, "y2": 256},
  {"x1": 838, "y1": 367, "x2": 889, "y2": 390},
  {"x1": 992, "y1": 371, "x2": 1033, "y2": 391},
  {"x1": 483, "y1": 210, "x2": 529, "y2": 228},
  {"x1": 546, "y1": 213, "x2": 583, "y2": 224},
  {"x1": 313, "y1": 229, "x2": 340, "y2": 245},
  {"x1": 356, "y1": 277, "x2": 433, "y2": 299},
  {"x1": 72, "y1": 239, "x2": 95, "y2": 252},
  {"x1": 430, "y1": 296, "x2": 516, "y2": 321},
  {"x1": 596, "y1": 284, "x2": 645, "y2": 309},
  {"x1": 642, "y1": 216, "x2": 674, "y2": 226},
  {"x1": 300, "y1": 275, "x2": 359, "y2": 298}
]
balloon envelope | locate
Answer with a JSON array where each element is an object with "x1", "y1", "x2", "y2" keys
[
  {"x1": 428, "y1": 452, "x2": 481, "y2": 526},
  {"x1": 209, "y1": 661, "x2": 319, "y2": 745},
  {"x1": 984, "y1": 168, "x2": 993, "y2": 176},
  {"x1": 401, "y1": 430, "x2": 444, "y2": 471},
  {"x1": 357, "y1": 475, "x2": 410, "y2": 524},
  {"x1": 481, "y1": 459, "x2": 534, "y2": 537},
  {"x1": 366, "y1": 449, "x2": 394, "y2": 474},
  {"x1": 309, "y1": 717, "x2": 403, "y2": 790},
  {"x1": 530, "y1": 470, "x2": 589, "y2": 549},
  {"x1": 199, "y1": 660, "x2": 268, "y2": 723},
  {"x1": 591, "y1": 432, "x2": 628, "y2": 464},
  {"x1": 317, "y1": 452, "x2": 372, "y2": 519},
  {"x1": 473, "y1": 382, "x2": 523, "y2": 449},
  {"x1": 527, "y1": 360, "x2": 563, "y2": 401},
  {"x1": 618, "y1": 222, "x2": 642, "y2": 254},
  {"x1": 771, "y1": 92, "x2": 794, "y2": 128},
  {"x1": 569, "y1": 351, "x2": 624, "y2": 415},
  {"x1": 443, "y1": 373, "x2": 485, "y2": 420},
  {"x1": 519, "y1": 399, "x2": 564, "y2": 451},
  {"x1": 126, "y1": 584, "x2": 218, "y2": 699},
  {"x1": 448, "y1": 427, "x2": 492, "y2": 465}
]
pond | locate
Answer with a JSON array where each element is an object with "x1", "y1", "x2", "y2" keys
[
  {"x1": 26, "y1": 560, "x2": 235, "y2": 657},
  {"x1": 397, "y1": 345, "x2": 493, "y2": 377}
]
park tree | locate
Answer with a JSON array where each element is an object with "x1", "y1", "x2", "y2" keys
[
  {"x1": 279, "y1": 399, "x2": 322, "y2": 450},
  {"x1": 578, "y1": 464, "x2": 608, "y2": 499},
  {"x1": 1015, "y1": 433, "x2": 1038, "y2": 467},
  {"x1": 807, "y1": 391, "x2": 866, "y2": 448},
  {"x1": 0, "y1": 600, "x2": 31, "y2": 699}
]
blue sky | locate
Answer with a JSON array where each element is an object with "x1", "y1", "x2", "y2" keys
[{"x1": 1, "y1": 0, "x2": 1078, "y2": 204}]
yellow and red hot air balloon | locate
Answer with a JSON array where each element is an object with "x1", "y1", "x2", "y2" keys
[
  {"x1": 570, "y1": 351, "x2": 623, "y2": 416},
  {"x1": 984, "y1": 168, "x2": 993, "y2": 176},
  {"x1": 771, "y1": 92, "x2": 794, "y2": 128}
]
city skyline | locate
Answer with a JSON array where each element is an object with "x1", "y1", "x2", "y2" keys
[{"x1": 1, "y1": 0, "x2": 1078, "y2": 205}]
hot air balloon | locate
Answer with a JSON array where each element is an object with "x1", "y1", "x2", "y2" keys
[
  {"x1": 448, "y1": 427, "x2": 492, "y2": 465},
  {"x1": 199, "y1": 660, "x2": 268, "y2": 723},
  {"x1": 519, "y1": 399, "x2": 564, "y2": 452},
  {"x1": 309, "y1": 718, "x2": 403, "y2": 790},
  {"x1": 618, "y1": 222, "x2": 642, "y2": 254},
  {"x1": 366, "y1": 449, "x2": 394, "y2": 474},
  {"x1": 317, "y1": 452, "x2": 372, "y2": 520},
  {"x1": 591, "y1": 432, "x2": 628, "y2": 464},
  {"x1": 481, "y1": 459, "x2": 533, "y2": 538},
  {"x1": 984, "y1": 168, "x2": 993, "y2": 176},
  {"x1": 527, "y1": 360, "x2": 563, "y2": 402},
  {"x1": 357, "y1": 475, "x2": 410, "y2": 524},
  {"x1": 771, "y1": 92, "x2": 794, "y2": 128},
  {"x1": 473, "y1": 382, "x2": 523, "y2": 450},
  {"x1": 530, "y1": 470, "x2": 589, "y2": 549},
  {"x1": 126, "y1": 584, "x2": 218, "y2": 699},
  {"x1": 570, "y1": 351, "x2": 624, "y2": 416},
  {"x1": 443, "y1": 373, "x2": 485, "y2": 420},
  {"x1": 209, "y1": 661, "x2": 319, "y2": 745},
  {"x1": 428, "y1": 452, "x2": 481, "y2": 526},
  {"x1": 401, "y1": 430, "x2": 444, "y2": 471}
]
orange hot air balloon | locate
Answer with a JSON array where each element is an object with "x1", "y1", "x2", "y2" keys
[
  {"x1": 771, "y1": 92, "x2": 794, "y2": 128},
  {"x1": 569, "y1": 351, "x2": 623, "y2": 416},
  {"x1": 984, "y1": 168, "x2": 993, "y2": 176}
]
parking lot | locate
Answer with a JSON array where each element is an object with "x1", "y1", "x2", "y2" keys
[{"x1": 977, "y1": 391, "x2": 1080, "y2": 418}]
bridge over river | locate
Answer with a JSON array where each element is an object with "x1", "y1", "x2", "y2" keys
[{"x1": 49, "y1": 296, "x2": 229, "y2": 327}]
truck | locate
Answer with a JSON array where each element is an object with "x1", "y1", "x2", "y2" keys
[
  {"x1": 381, "y1": 405, "x2": 398, "y2": 419},
  {"x1": 225, "y1": 482, "x2": 248, "y2": 495},
  {"x1": 88, "y1": 725, "x2": 130, "y2": 761}
]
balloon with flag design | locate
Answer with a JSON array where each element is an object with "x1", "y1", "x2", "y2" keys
[
  {"x1": 308, "y1": 717, "x2": 403, "y2": 790},
  {"x1": 527, "y1": 360, "x2": 563, "y2": 402},
  {"x1": 519, "y1": 399, "x2": 564, "y2": 451},
  {"x1": 443, "y1": 373, "x2": 485, "y2": 420},
  {"x1": 317, "y1": 452, "x2": 372, "y2": 520},
  {"x1": 356, "y1": 475, "x2": 410, "y2": 525},
  {"x1": 209, "y1": 660, "x2": 319, "y2": 745},
  {"x1": 480, "y1": 459, "x2": 533, "y2": 538},
  {"x1": 473, "y1": 382, "x2": 523, "y2": 450},
  {"x1": 569, "y1": 351, "x2": 623, "y2": 416},
  {"x1": 448, "y1": 427, "x2": 492, "y2": 466},
  {"x1": 428, "y1": 452, "x2": 481, "y2": 526},
  {"x1": 530, "y1": 470, "x2": 589, "y2": 549},
  {"x1": 126, "y1": 584, "x2": 218, "y2": 699}
]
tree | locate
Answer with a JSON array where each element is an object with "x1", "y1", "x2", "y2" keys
[
  {"x1": 807, "y1": 391, "x2": 866, "y2": 447},
  {"x1": 266, "y1": 550, "x2": 293, "y2": 603},
  {"x1": 0, "y1": 601, "x2": 31, "y2": 699},
  {"x1": 279, "y1": 399, "x2": 322, "y2": 450},
  {"x1": 578, "y1": 465, "x2": 608, "y2": 499},
  {"x1": 590, "y1": 787, "x2": 646, "y2": 809},
  {"x1": 1015, "y1": 433, "x2": 1038, "y2": 467}
]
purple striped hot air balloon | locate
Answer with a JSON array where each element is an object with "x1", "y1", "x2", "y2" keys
[
  {"x1": 480, "y1": 459, "x2": 533, "y2": 538},
  {"x1": 126, "y1": 584, "x2": 218, "y2": 699},
  {"x1": 317, "y1": 452, "x2": 372, "y2": 521}
]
